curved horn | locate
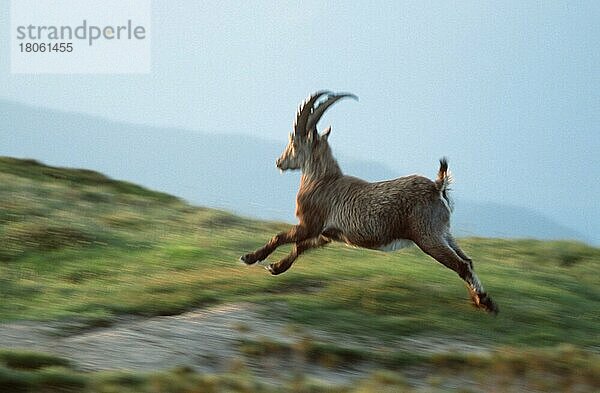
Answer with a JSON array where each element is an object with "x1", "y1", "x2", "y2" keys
[
  {"x1": 306, "y1": 92, "x2": 358, "y2": 132},
  {"x1": 293, "y1": 91, "x2": 329, "y2": 139}
]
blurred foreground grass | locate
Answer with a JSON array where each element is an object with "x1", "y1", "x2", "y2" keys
[
  {"x1": 1, "y1": 157, "x2": 599, "y2": 391},
  {"x1": 1, "y1": 345, "x2": 597, "y2": 393}
]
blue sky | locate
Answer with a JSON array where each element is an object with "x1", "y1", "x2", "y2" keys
[{"x1": 1, "y1": 1, "x2": 598, "y2": 242}]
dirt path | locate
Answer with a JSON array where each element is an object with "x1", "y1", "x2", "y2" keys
[
  {"x1": 0, "y1": 303, "x2": 374, "y2": 383},
  {"x1": 0, "y1": 302, "x2": 493, "y2": 388}
]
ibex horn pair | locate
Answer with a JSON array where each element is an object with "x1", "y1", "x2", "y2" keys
[{"x1": 293, "y1": 91, "x2": 358, "y2": 139}]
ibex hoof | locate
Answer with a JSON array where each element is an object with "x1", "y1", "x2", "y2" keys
[
  {"x1": 240, "y1": 254, "x2": 260, "y2": 265},
  {"x1": 479, "y1": 294, "x2": 499, "y2": 315},
  {"x1": 265, "y1": 264, "x2": 279, "y2": 275}
]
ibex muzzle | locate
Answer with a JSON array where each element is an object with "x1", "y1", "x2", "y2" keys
[{"x1": 241, "y1": 91, "x2": 498, "y2": 315}]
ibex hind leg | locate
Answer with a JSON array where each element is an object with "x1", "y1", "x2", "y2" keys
[
  {"x1": 446, "y1": 234, "x2": 473, "y2": 269},
  {"x1": 416, "y1": 238, "x2": 498, "y2": 314}
]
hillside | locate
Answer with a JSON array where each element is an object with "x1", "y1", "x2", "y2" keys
[
  {"x1": 0, "y1": 157, "x2": 599, "y2": 392},
  {"x1": 1, "y1": 99, "x2": 591, "y2": 244}
]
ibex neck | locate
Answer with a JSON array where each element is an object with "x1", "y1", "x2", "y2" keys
[{"x1": 301, "y1": 149, "x2": 342, "y2": 181}]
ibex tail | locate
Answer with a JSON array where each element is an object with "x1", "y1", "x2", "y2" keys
[{"x1": 436, "y1": 158, "x2": 453, "y2": 211}]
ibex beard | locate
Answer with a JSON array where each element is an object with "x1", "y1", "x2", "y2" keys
[{"x1": 241, "y1": 91, "x2": 498, "y2": 315}]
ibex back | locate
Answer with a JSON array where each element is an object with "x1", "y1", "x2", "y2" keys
[{"x1": 241, "y1": 91, "x2": 498, "y2": 314}]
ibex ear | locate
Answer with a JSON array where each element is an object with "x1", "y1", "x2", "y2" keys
[{"x1": 320, "y1": 126, "x2": 332, "y2": 142}]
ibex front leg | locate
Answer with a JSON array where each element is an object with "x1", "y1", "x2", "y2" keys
[
  {"x1": 267, "y1": 236, "x2": 330, "y2": 275},
  {"x1": 240, "y1": 225, "x2": 309, "y2": 265}
]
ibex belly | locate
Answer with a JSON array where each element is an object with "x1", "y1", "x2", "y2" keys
[
  {"x1": 323, "y1": 213, "x2": 413, "y2": 251},
  {"x1": 377, "y1": 239, "x2": 414, "y2": 252},
  {"x1": 326, "y1": 229, "x2": 413, "y2": 251}
]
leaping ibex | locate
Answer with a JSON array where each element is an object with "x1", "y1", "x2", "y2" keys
[{"x1": 241, "y1": 91, "x2": 498, "y2": 314}]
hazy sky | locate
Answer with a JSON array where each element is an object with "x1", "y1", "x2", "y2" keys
[{"x1": 1, "y1": 1, "x2": 598, "y2": 242}]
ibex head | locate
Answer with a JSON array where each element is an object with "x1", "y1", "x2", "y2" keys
[{"x1": 276, "y1": 91, "x2": 357, "y2": 172}]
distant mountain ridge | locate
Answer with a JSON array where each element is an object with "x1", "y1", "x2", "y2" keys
[{"x1": 1, "y1": 100, "x2": 588, "y2": 243}]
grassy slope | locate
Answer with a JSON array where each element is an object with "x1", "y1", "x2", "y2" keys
[
  {"x1": 1, "y1": 157, "x2": 599, "y2": 391},
  {"x1": 1, "y1": 157, "x2": 599, "y2": 349}
]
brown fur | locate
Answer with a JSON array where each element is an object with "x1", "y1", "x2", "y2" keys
[{"x1": 241, "y1": 92, "x2": 498, "y2": 314}]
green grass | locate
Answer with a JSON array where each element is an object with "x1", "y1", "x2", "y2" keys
[
  {"x1": 0, "y1": 157, "x2": 177, "y2": 203},
  {"x1": 0, "y1": 350, "x2": 71, "y2": 370},
  {"x1": 0, "y1": 353, "x2": 390, "y2": 393},
  {"x1": 237, "y1": 337, "x2": 424, "y2": 368},
  {"x1": 1, "y1": 157, "x2": 599, "y2": 350},
  {"x1": 0, "y1": 347, "x2": 596, "y2": 393}
]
